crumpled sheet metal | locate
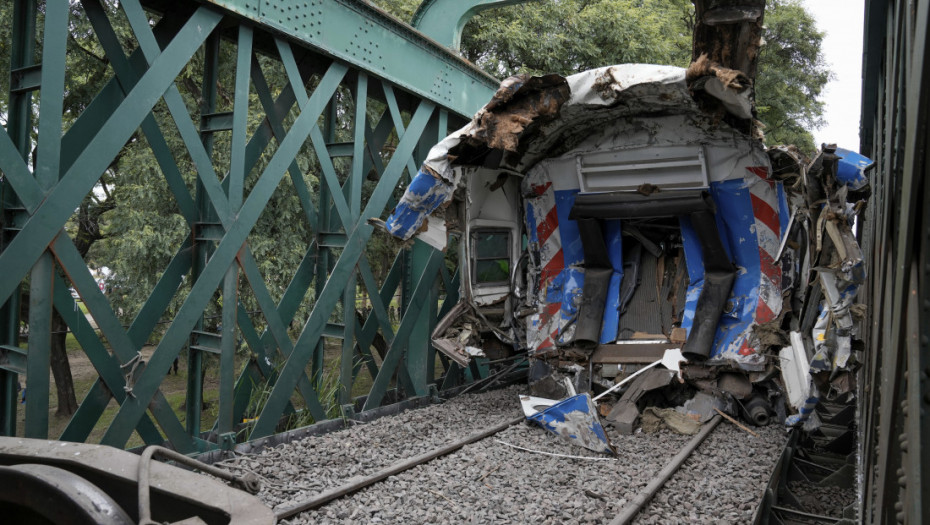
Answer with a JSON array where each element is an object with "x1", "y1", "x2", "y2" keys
[
  {"x1": 775, "y1": 146, "x2": 872, "y2": 427},
  {"x1": 384, "y1": 168, "x2": 454, "y2": 240},
  {"x1": 641, "y1": 406, "x2": 702, "y2": 435},
  {"x1": 834, "y1": 147, "x2": 873, "y2": 190},
  {"x1": 677, "y1": 165, "x2": 787, "y2": 369},
  {"x1": 384, "y1": 64, "x2": 713, "y2": 247},
  {"x1": 569, "y1": 64, "x2": 686, "y2": 106},
  {"x1": 523, "y1": 393, "x2": 616, "y2": 455}
]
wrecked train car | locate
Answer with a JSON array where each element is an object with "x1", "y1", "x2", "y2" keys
[{"x1": 383, "y1": 63, "x2": 869, "y2": 433}]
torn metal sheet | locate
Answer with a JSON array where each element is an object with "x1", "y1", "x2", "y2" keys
[
  {"x1": 780, "y1": 331, "x2": 812, "y2": 413},
  {"x1": 641, "y1": 406, "x2": 702, "y2": 435},
  {"x1": 834, "y1": 147, "x2": 873, "y2": 190},
  {"x1": 385, "y1": 168, "x2": 454, "y2": 241},
  {"x1": 522, "y1": 393, "x2": 616, "y2": 455},
  {"x1": 676, "y1": 391, "x2": 727, "y2": 423},
  {"x1": 382, "y1": 58, "x2": 871, "y2": 434}
]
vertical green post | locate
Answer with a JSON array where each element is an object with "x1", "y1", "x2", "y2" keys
[
  {"x1": 188, "y1": 29, "x2": 222, "y2": 439},
  {"x1": 24, "y1": 0, "x2": 69, "y2": 439},
  {"x1": 217, "y1": 24, "x2": 252, "y2": 436},
  {"x1": 339, "y1": 73, "x2": 368, "y2": 405},
  {"x1": 314, "y1": 100, "x2": 337, "y2": 386},
  {"x1": 219, "y1": 267, "x2": 238, "y2": 434},
  {"x1": 0, "y1": 0, "x2": 38, "y2": 437},
  {"x1": 427, "y1": 109, "x2": 448, "y2": 386},
  {"x1": 404, "y1": 112, "x2": 442, "y2": 396},
  {"x1": 25, "y1": 255, "x2": 53, "y2": 437}
]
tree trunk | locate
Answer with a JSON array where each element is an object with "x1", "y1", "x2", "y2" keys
[
  {"x1": 691, "y1": 0, "x2": 766, "y2": 79},
  {"x1": 50, "y1": 309, "x2": 78, "y2": 416}
]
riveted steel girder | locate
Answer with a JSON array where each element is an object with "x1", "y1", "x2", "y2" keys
[
  {"x1": 411, "y1": 0, "x2": 537, "y2": 50},
  {"x1": 197, "y1": 0, "x2": 498, "y2": 116}
]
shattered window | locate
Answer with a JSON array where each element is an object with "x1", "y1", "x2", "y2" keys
[{"x1": 472, "y1": 230, "x2": 510, "y2": 285}]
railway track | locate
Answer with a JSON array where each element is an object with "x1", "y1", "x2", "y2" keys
[{"x1": 214, "y1": 386, "x2": 789, "y2": 524}]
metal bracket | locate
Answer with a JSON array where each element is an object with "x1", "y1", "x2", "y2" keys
[{"x1": 219, "y1": 432, "x2": 237, "y2": 451}]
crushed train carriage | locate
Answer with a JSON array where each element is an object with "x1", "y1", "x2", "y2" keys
[{"x1": 382, "y1": 62, "x2": 871, "y2": 436}]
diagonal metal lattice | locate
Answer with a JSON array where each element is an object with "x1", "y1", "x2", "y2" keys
[{"x1": 0, "y1": 0, "x2": 497, "y2": 451}]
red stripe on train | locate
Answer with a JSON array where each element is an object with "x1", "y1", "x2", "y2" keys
[{"x1": 750, "y1": 193, "x2": 781, "y2": 238}]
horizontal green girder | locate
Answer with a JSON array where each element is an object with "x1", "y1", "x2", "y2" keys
[
  {"x1": 411, "y1": 0, "x2": 536, "y2": 50},
  {"x1": 199, "y1": 0, "x2": 497, "y2": 117}
]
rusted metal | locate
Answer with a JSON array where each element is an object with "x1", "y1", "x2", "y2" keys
[{"x1": 0, "y1": 437, "x2": 274, "y2": 524}]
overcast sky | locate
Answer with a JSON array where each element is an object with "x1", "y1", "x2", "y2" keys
[{"x1": 799, "y1": 0, "x2": 865, "y2": 151}]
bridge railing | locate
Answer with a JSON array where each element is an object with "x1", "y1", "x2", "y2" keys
[{"x1": 0, "y1": 0, "x2": 496, "y2": 452}]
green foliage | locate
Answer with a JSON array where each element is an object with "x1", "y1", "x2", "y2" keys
[
  {"x1": 375, "y1": 0, "x2": 830, "y2": 153},
  {"x1": 755, "y1": 0, "x2": 831, "y2": 154},
  {"x1": 377, "y1": 0, "x2": 693, "y2": 76},
  {"x1": 240, "y1": 357, "x2": 347, "y2": 438}
]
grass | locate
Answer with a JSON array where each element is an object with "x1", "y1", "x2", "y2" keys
[{"x1": 16, "y1": 344, "x2": 248, "y2": 449}]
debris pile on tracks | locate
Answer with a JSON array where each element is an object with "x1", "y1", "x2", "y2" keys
[
  {"x1": 379, "y1": 59, "x2": 872, "y2": 444},
  {"x1": 216, "y1": 384, "x2": 788, "y2": 524}
]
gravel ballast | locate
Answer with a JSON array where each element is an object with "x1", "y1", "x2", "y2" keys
[{"x1": 217, "y1": 386, "x2": 789, "y2": 524}]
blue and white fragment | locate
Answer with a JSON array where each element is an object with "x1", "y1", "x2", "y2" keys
[{"x1": 520, "y1": 393, "x2": 616, "y2": 455}]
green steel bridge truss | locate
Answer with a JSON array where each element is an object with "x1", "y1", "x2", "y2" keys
[{"x1": 0, "y1": 0, "x2": 511, "y2": 452}]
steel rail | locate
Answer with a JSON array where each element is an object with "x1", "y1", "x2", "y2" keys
[
  {"x1": 609, "y1": 415, "x2": 723, "y2": 524},
  {"x1": 273, "y1": 415, "x2": 525, "y2": 520}
]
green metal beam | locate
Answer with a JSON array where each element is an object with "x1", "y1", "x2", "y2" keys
[
  {"x1": 201, "y1": 0, "x2": 497, "y2": 117},
  {"x1": 1, "y1": 0, "x2": 504, "y2": 451},
  {"x1": 364, "y1": 242, "x2": 444, "y2": 410},
  {"x1": 100, "y1": 61, "x2": 348, "y2": 448},
  {"x1": 411, "y1": 0, "x2": 537, "y2": 50},
  {"x1": 0, "y1": 6, "x2": 223, "y2": 307},
  {"x1": 248, "y1": 99, "x2": 435, "y2": 439}
]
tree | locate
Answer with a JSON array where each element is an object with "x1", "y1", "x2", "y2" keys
[
  {"x1": 374, "y1": 0, "x2": 830, "y2": 153},
  {"x1": 754, "y1": 0, "x2": 831, "y2": 153}
]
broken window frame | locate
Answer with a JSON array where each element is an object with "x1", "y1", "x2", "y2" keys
[{"x1": 470, "y1": 228, "x2": 512, "y2": 286}]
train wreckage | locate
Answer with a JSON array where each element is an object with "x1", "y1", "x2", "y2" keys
[{"x1": 382, "y1": 61, "x2": 872, "y2": 451}]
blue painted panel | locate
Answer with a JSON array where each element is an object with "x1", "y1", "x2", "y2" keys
[
  {"x1": 776, "y1": 181, "x2": 789, "y2": 238},
  {"x1": 600, "y1": 219, "x2": 623, "y2": 343},
  {"x1": 525, "y1": 200, "x2": 540, "y2": 244},
  {"x1": 835, "y1": 147, "x2": 873, "y2": 190},
  {"x1": 678, "y1": 216, "x2": 703, "y2": 336},
  {"x1": 708, "y1": 179, "x2": 760, "y2": 360},
  {"x1": 605, "y1": 219, "x2": 623, "y2": 272},
  {"x1": 385, "y1": 169, "x2": 453, "y2": 239},
  {"x1": 527, "y1": 393, "x2": 615, "y2": 454},
  {"x1": 600, "y1": 271, "x2": 622, "y2": 343},
  {"x1": 554, "y1": 189, "x2": 583, "y2": 266},
  {"x1": 554, "y1": 267, "x2": 584, "y2": 343}
]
